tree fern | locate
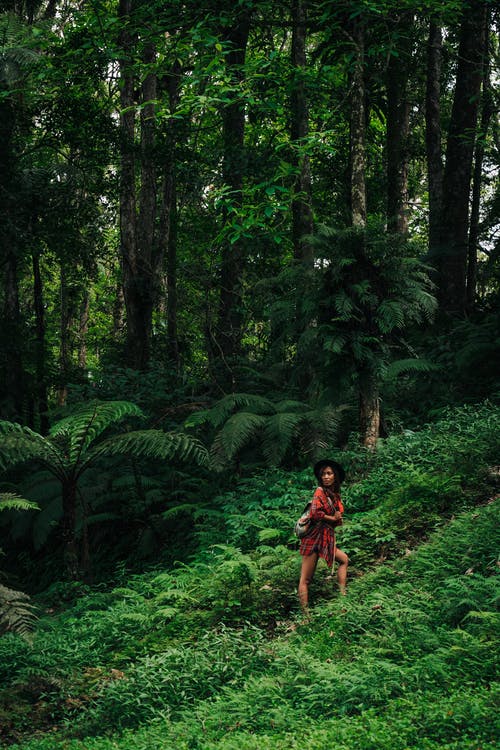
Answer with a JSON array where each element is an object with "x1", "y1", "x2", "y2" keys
[
  {"x1": 0, "y1": 421, "x2": 61, "y2": 473},
  {"x1": 384, "y1": 358, "x2": 439, "y2": 380},
  {"x1": 189, "y1": 394, "x2": 348, "y2": 468},
  {"x1": 90, "y1": 430, "x2": 209, "y2": 466},
  {"x1": 212, "y1": 412, "x2": 267, "y2": 464},
  {"x1": 51, "y1": 401, "x2": 144, "y2": 464},
  {"x1": 0, "y1": 401, "x2": 210, "y2": 578},
  {"x1": 262, "y1": 412, "x2": 304, "y2": 465},
  {"x1": 186, "y1": 393, "x2": 274, "y2": 429}
]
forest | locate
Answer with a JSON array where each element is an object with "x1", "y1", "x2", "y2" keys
[{"x1": 0, "y1": 0, "x2": 499, "y2": 747}]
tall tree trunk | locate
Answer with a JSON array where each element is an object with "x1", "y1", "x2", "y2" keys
[
  {"x1": 113, "y1": 279, "x2": 125, "y2": 336},
  {"x1": 58, "y1": 264, "x2": 73, "y2": 407},
  {"x1": 438, "y1": 0, "x2": 487, "y2": 315},
  {"x1": 118, "y1": 0, "x2": 158, "y2": 370},
  {"x1": 386, "y1": 14, "x2": 413, "y2": 234},
  {"x1": 347, "y1": 18, "x2": 378, "y2": 448},
  {"x1": 425, "y1": 21, "x2": 443, "y2": 260},
  {"x1": 32, "y1": 250, "x2": 49, "y2": 434},
  {"x1": 62, "y1": 481, "x2": 79, "y2": 580},
  {"x1": 291, "y1": 0, "x2": 313, "y2": 263},
  {"x1": 359, "y1": 369, "x2": 380, "y2": 451},
  {"x1": 467, "y1": 8, "x2": 492, "y2": 310},
  {"x1": 78, "y1": 292, "x2": 90, "y2": 370},
  {"x1": 165, "y1": 177, "x2": 179, "y2": 364},
  {"x1": 158, "y1": 63, "x2": 182, "y2": 366},
  {"x1": 3, "y1": 252, "x2": 24, "y2": 421},
  {"x1": 348, "y1": 18, "x2": 366, "y2": 229},
  {"x1": 216, "y1": 13, "x2": 251, "y2": 361},
  {"x1": 118, "y1": 0, "x2": 140, "y2": 366},
  {"x1": 0, "y1": 98, "x2": 23, "y2": 421}
]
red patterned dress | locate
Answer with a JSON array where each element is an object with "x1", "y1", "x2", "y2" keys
[{"x1": 299, "y1": 486, "x2": 344, "y2": 569}]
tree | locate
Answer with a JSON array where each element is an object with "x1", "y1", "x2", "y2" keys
[
  {"x1": 290, "y1": 0, "x2": 313, "y2": 262},
  {"x1": 310, "y1": 224, "x2": 437, "y2": 448},
  {"x1": 425, "y1": 19, "x2": 443, "y2": 264},
  {"x1": 215, "y1": 3, "x2": 252, "y2": 362},
  {"x1": 347, "y1": 14, "x2": 366, "y2": 229},
  {"x1": 436, "y1": 0, "x2": 488, "y2": 314},
  {"x1": 186, "y1": 392, "x2": 347, "y2": 468},
  {"x1": 386, "y1": 11, "x2": 413, "y2": 234},
  {"x1": 0, "y1": 401, "x2": 208, "y2": 578}
]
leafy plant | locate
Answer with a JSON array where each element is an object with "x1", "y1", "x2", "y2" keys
[
  {"x1": 0, "y1": 401, "x2": 209, "y2": 578},
  {"x1": 186, "y1": 392, "x2": 349, "y2": 467},
  {"x1": 0, "y1": 493, "x2": 39, "y2": 637}
]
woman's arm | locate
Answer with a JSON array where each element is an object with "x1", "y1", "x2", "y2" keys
[{"x1": 309, "y1": 489, "x2": 342, "y2": 525}]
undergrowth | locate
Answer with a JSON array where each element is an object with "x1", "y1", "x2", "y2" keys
[{"x1": 1, "y1": 402, "x2": 498, "y2": 749}]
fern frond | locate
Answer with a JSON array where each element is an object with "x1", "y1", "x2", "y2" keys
[
  {"x1": 375, "y1": 299, "x2": 406, "y2": 333},
  {"x1": 275, "y1": 400, "x2": 309, "y2": 414},
  {"x1": 333, "y1": 291, "x2": 355, "y2": 319},
  {"x1": 186, "y1": 393, "x2": 274, "y2": 430},
  {"x1": 324, "y1": 334, "x2": 348, "y2": 355},
  {"x1": 162, "y1": 504, "x2": 200, "y2": 521},
  {"x1": 212, "y1": 412, "x2": 266, "y2": 463},
  {"x1": 0, "y1": 583, "x2": 37, "y2": 637},
  {"x1": 262, "y1": 412, "x2": 303, "y2": 465},
  {"x1": 50, "y1": 401, "x2": 144, "y2": 464},
  {"x1": 0, "y1": 422, "x2": 62, "y2": 474},
  {"x1": 384, "y1": 358, "x2": 439, "y2": 380},
  {"x1": 88, "y1": 430, "x2": 209, "y2": 467},
  {"x1": 0, "y1": 493, "x2": 39, "y2": 512}
]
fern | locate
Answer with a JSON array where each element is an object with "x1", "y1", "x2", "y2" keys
[
  {"x1": 0, "y1": 583, "x2": 37, "y2": 637},
  {"x1": 384, "y1": 358, "x2": 439, "y2": 380},
  {"x1": 0, "y1": 421, "x2": 61, "y2": 472},
  {"x1": 376, "y1": 299, "x2": 406, "y2": 333},
  {"x1": 0, "y1": 493, "x2": 39, "y2": 512},
  {"x1": 262, "y1": 412, "x2": 304, "y2": 465},
  {"x1": 212, "y1": 412, "x2": 267, "y2": 463},
  {"x1": 189, "y1": 393, "x2": 348, "y2": 467},
  {"x1": 51, "y1": 401, "x2": 144, "y2": 463},
  {"x1": 90, "y1": 429, "x2": 209, "y2": 466},
  {"x1": 186, "y1": 393, "x2": 274, "y2": 429}
]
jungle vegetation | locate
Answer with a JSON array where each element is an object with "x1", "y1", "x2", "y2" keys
[{"x1": 0, "y1": 0, "x2": 498, "y2": 747}]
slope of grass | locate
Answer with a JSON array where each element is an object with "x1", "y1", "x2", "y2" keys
[{"x1": 1, "y1": 403, "x2": 498, "y2": 749}]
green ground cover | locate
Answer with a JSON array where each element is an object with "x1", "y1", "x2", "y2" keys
[{"x1": 1, "y1": 403, "x2": 498, "y2": 749}]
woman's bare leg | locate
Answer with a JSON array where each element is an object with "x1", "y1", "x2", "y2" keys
[
  {"x1": 335, "y1": 548, "x2": 349, "y2": 594},
  {"x1": 298, "y1": 553, "x2": 318, "y2": 612}
]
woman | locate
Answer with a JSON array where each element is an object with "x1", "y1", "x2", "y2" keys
[{"x1": 298, "y1": 459, "x2": 349, "y2": 612}]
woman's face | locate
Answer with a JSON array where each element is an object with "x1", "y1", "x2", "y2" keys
[{"x1": 321, "y1": 466, "x2": 336, "y2": 486}]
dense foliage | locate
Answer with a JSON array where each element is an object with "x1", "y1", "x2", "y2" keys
[{"x1": 0, "y1": 0, "x2": 498, "y2": 746}]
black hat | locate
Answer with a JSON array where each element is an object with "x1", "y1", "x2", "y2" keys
[{"x1": 313, "y1": 459, "x2": 345, "y2": 484}]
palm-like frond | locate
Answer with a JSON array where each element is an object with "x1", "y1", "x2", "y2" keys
[
  {"x1": 211, "y1": 412, "x2": 267, "y2": 463},
  {"x1": 298, "y1": 404, "x2": 350, "y2": 457},
  {"x1": 384, "y1": 358, "x2": 439, "y2": 380},
  {"x1": 375, "y1": 299, "x2": 407, "y2": 333},
  {"x1": 50, "y1": 401, "x2": 144, "y2": 464},
  {"x1": 0, "y1": 493, "x2": 39, "y2": 512},
  {"x1": 262, "y1": 412, "x2": 304, "y2": 465},
  {"x1": 0, "y1": 421, "x2": 63, "y2": 474},
  {"x1": 186, "y1": 393, "x2": 274, "y2": 429},
  {"x1": 275, "y1": 400, "x2": 309, "y2": 414},
  {"x1": 0, "y1": 13, "x2": 39, "y2": 87},
  {"x1": 0, "y1": 583, "x2": 37, "y2": 637},
  {"x1": 89, "y1": 430, "x2": 209, "y2": 467}
]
